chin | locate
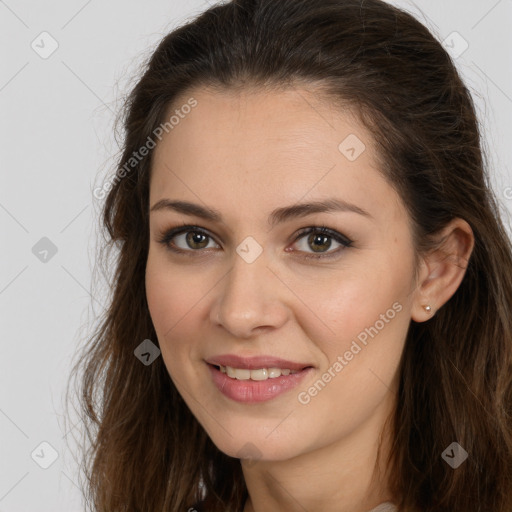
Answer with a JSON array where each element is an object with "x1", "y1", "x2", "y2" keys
[{"x1": 201, "y1": 419, "x2": 306, "y2": 463}]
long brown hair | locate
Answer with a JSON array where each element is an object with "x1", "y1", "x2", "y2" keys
[{"x1": 66, "y1": 0, "x2": 512, "y2": 510}]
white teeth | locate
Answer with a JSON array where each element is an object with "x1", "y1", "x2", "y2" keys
[
  {"x1": 268, "y1": 368, "x2": 281, "y2": 378},
  {"x1": 218, "y1": 365, "x2": 300, "y2": 380},
  {"x1": 250, "y1": 368, "x2": 268, "y2": 381}
]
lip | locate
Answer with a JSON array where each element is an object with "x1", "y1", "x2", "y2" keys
[
  {"x1": 205, "y1": 354, "x2": 313, "y2": 371},
  {"x1": 205, "y1": 355, "x2": 315, "y2": 403}
]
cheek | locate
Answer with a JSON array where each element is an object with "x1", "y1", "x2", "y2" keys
[
  {"x1": 146, "y1": 261, "x2": 178, "y2": 335},
  {"x1": 145, "y1": 251, "x2": 218, "y2": 377},
  {"x1": 291, "y1": 265, "x2": 410, "y2": 436},
  {"x1": 292, "y1": 254, "x2": 411, "y2": 355},
  {"x1": 145, "y1": 247, "x2": 208, "y2": 327},
  {"x1": 145, "y1": 253, "x2": 196, "y2": 353}
]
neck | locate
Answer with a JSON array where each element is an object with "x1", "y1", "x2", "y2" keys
[{"x1": 241, "y1": 392, "x2": 396, "y2": 512}]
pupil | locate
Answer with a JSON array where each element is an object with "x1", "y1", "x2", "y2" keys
[
  {"x1": 310, "y1": 233, "x2": 330, "y2": 252},
  {"x1": 188, "y1": 232, "x2": 207, "y2": 248}
]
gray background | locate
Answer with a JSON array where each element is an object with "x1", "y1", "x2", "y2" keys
[{"x1": 1, "y1": 1, "x2": 511, "y2": 511}]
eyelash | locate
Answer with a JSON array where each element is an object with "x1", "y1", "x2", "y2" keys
[{"x1": 156, "y1": 223, "x2": 354, "y2": 260}]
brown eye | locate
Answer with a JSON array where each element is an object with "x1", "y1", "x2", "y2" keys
[
  {"x1": 157, "y1": 224, "x2": 353, "y2": 260},
  {"x1": 157, "y1": 225, "x2": 220, "y2": 255},
  {"x1": 183, "y1": 231, "x2": 210, "y2": 250},
  {"x1": 306, "y1": 232, "x2": 332, "y2": 253},
  {"x1": 292, "y1": 226, "x2": 353, "y2": 260}
]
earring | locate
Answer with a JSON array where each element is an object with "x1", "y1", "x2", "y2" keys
[{"x1": 423, "y1": 305, "x2": 432, "y2": 314}]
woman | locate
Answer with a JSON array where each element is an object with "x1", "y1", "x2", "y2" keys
[{"x1": 68, "y1": 0, "x2": 512, "y2": 511}]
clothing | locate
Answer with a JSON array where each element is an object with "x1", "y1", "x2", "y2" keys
[
  {"x1": 369, "y1": 503, "x2": 398, "y2": 512},
  {"x1": 190, "y1": 500, "x2": 398, "y2": 511}
]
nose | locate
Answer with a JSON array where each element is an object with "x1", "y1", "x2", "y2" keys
[{"x1": 210, "y1": 250, "x2": 290, "y2": 339}]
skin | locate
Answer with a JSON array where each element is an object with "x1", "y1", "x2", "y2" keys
[{"x1": 145, "y1": 85, "x2": 474, "y2": 512}]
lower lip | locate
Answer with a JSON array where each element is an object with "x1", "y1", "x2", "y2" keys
[{"x1": 207, "y1": 363, "x2": 313, "y2": 403}]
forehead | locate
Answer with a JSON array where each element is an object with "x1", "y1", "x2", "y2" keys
[
  {"x1": 149, "y1": 85, "x2": 403, "y2": 225},
  {"x1": 156, "y1": 85, "x2": 365, "y2": 158}
]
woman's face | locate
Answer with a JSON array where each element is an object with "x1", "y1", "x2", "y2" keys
[{"x1": 146, "y1": 85, "x2": 420, "y2": 461}]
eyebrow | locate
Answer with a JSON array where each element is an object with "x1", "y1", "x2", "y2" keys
[{"x1": 150, "y1": 197, "x2": 373, "y2": 227}]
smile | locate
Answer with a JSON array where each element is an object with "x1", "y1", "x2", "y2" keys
[
  {"x1": 218, "y1": 365, "x2": 300, "y2": 380},
  {"x1": 207, "y1": 363, "x2": 313, "y2": 403}
]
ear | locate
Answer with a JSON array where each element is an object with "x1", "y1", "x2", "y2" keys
[{"x1": 411, "y1": 218, "x2": 475, "y2": 323}]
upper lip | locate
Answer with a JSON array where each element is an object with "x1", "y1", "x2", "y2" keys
[{"x1": 205, "y1": 354, "x2": 313, "y2": 371}]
